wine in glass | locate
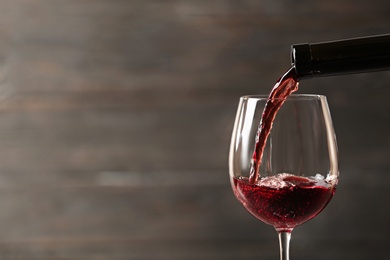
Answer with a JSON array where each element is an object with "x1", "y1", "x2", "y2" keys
[{"x1": 229, "y1": 94, "x2": 339, "y2": 260}]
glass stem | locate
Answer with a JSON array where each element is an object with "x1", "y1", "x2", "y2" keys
[{"x1": 278, "y1": 231, "x2": 292, "y2": 260}]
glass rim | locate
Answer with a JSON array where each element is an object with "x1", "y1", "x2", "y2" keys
[{"x1": 240, "y1": 94, "x2": 326, "y2": 101}]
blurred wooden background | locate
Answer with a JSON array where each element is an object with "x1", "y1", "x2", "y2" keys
[{"x1": 0, "y1": 0, "x2": 388, "y2": 259}]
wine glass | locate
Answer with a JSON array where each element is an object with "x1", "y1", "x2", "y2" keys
[{"x1": 229, "y1": 94, "x2": 339, "y2": 260}]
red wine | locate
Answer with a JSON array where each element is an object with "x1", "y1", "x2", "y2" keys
[
  {"x1": 233, "y1": 174, "x2": 336, "y2": 232},
  {"x1": 249, "y1": 67, "x2": 299, "y2": 183}
]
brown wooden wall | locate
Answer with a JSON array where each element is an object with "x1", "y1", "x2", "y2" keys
[{"x1": 0, "y1": 0, "x2": 389, "y2": 259}]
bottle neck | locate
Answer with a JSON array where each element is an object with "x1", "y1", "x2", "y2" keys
[{"x1": 291, "y1": 34, "x2": 390, "y2": 79}]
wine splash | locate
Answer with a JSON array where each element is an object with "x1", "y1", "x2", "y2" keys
[{"x1": 249, "y1": 67, "x2": 299, "y2": 184}]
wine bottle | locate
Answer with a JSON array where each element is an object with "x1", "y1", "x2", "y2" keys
[{"x1": 291, "y1": 34, "x2": 390, "y2": 79}]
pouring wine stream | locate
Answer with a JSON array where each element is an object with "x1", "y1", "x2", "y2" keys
[{"x1": 249, "y1": 66, "x2": 299, "y2": 184}]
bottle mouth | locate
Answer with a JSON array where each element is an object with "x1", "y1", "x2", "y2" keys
[{"x1": 291, "y1": 43, "x2": 314, "y2": 79}]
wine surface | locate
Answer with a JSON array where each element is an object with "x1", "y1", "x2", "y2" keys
[
  {"x1": 233, "y1": 174, "x2": 336, "y2": 232},
  {"x1": 249, "y1": 67, "x2": 299, "y2": 183}
]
